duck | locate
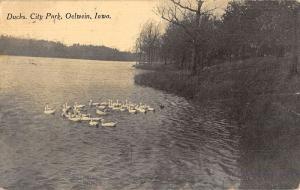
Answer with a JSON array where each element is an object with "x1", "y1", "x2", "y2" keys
[
  {"x1": 108, "y1": 100, "x2": 114, "y2": 109},
  {"x1": 97, "y1": 105, "x2": 106, "y2": 110},
  {"x1": 123, "y1": 100, "x2": 128, "y2": 107},
  {"x1": 72, "y1": 107, "x2": 81, "y2": 115},
  {"x1": 80, "y1": 113, "x2": 88, "y2": 117},
  {"x1": 88, "y1": 100, "x2": 100, "y2": 107},
  {"x1": 80, "y1": 114, "x2": 91, "y2": 121},
  {"x1": 117, "y1": 100, "x2": 122, "y2": 107},
  {"x1": 128, "y1": 107, "x2": 137, "y2": 114},
  {"x1": 101, "y1": 120, "x2": 117, "y2": 127},
  {"x1": 61, "y1": 106, "x2": 70, "y2": 117},
  {"x1": 147, "y1": 106, "x2": 155, "y2": 111},
  {"x1": 138, "y1": 107, "x2": 146, "y2": 113},
  {"x1": 112, "y1": 99, "x2": 121, "y2": 107},
  {"x1": 89, "y1": 119, "x2": 99, "y2": 127},
  {"x1": 112, "y1": 106, "x2": 121, "y2": 111},
  {"x1": 119, "y1": 107, "x2": 126, "y2": 112},
  {"x1": 100, "y1": 101, "x2": 109, "y2": 106},
  {"x1": 62, "y1": 102, "x2": 71, "y2": 112},
  {"x1": 74, "y1": 102, "x2": 85, "y2": 109},
  {"x1": 61, "y1": 112, "x2": 67, "y2": 118},
  {"x1": 90, "y1": 117, "x2": 103, "y2": 121},
  {"x1": 159, "y1": 104, "x2": 165, "y2": 109},
  {"x1": 96, "y1": 109, "x2": 107, "y2": 116},
  {"x1": 44, "y1": 104, "x2": 56, "y2": 114},
  {"x1": 136, "y1": 105, "x2": 146, "y2": 113},
  {"x1": 68, "y1": 115, "x2": 81, "y2": 122}
]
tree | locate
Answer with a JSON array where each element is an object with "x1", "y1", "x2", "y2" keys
[
  {"x1": 221, "y1": 0, "x2": 299, "y2": 61},
  {"x1": 160, "y1": 23, "x2": 191, "y2": 68},
  {"x1": 156, "y1": 0, "x2": 216, "y2": 74},
  {"x1": 135, "y1": 21, "x2": 161, "y2": 64}
]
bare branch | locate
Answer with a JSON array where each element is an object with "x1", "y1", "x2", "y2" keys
[
  {"x1": 158, "y1": 6, "x2": 195, "y2": 39},
  {"x1": 201, "y1": 7, "x2": 218, "y2": 16},
  {"x1": 170, "y1": 0, "x2": 198, "y2": 13}
]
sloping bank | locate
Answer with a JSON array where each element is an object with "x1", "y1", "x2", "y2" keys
[{"x1": 134, "y1": 56, "x2": 300, "y2": 189}]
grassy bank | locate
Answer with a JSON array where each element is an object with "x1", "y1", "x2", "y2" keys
[
  {"x1": 135, "y1": 56, "x2": 300, "y2": 188},
  {"x1": 135, "y1": 56, "x2": 300, "y2": 103},
  {"x1": 135, "y1": 56, "x2": 300, "y2": 128}
]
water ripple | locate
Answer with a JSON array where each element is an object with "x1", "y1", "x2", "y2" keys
[{"x1": 0, "y1": 56, "x2": 241, "y2": 190}]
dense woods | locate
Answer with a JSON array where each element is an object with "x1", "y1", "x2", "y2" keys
[
  {"x1": 0, "y1": 35, "x2": 136, "y2": 61},
  {"x1": 135, "y1": 0, "x2": 299, "y2": 74}
]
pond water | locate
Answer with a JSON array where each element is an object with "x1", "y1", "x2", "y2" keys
[{"x1": 0, "y1": 56, "x2": 242, "y2": 189}]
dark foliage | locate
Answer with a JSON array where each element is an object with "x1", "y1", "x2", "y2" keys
[{"x1": 136, "y1": 0, "x2": 299, "y2": 74}]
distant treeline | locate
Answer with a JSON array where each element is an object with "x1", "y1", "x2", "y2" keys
[{"x1": 0, "y1": 35, "x2": 136, "y2": 61}]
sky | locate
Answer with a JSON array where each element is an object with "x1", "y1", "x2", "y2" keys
[{"x1": 0, "y1": 0, "x2": 229, "y2": 51}]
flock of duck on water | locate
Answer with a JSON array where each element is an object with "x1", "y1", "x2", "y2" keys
[{"x1": 44, "y1": 99, "x2": 157, "y2": 127}]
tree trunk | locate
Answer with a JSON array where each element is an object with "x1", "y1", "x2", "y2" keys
[
  {"x1": 147, "y1": 49, "x2": 151, "y2": 64},
  {"x1": 138, "y1": 52, "x2": 142, "y2": 64},
  {"x1": 191, "y1": 0, "x2": 203, "y2": 75},
  {"x1": 291, "y1": 6, "x2": 298, "y2": 75},
  {"x1": 191, "y1": 43, "x2": 198, "y2": 75},
  {"x1": 181, "y1": 54, "x2": 185, "y2": 69}
]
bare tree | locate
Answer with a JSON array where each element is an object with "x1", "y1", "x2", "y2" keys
[
  {"x1": 135, "y1": 21, "x2": 161, "y2": 64},
  {"x1": 156, "y1": 0, "x2": 216, "y2": 74}
]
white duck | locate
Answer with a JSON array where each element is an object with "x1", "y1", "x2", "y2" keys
[
  {"x1": 44, "y1": 104, "x2": 56, "y2": 114},
  {"x1": 81, "y1": 114, "x2": 91, "y2": 121},
  {"x1": 100, "y1": 101, "x2": 109, "y2": 106},
  {"x1": 138, "y1": 108, "x2": 146, "y2": 113},
  {"x1": 128, "y1": 107, "x2": 137, "y2": 114},
  {"x1": 97, "y1": 105, "x2": 106, "y2": 110},
  {"x1": 74, "y1": 102, "x2": 85, "y2": 109},
  {"x1": 115, "y1": 100, "x2": 121, "y2": 107},
  {"x1": 136, "y1": 104, "x2": 146, "y2": 113},
  {"x1": 89, "y1": 100, "x2": 100, "y2": 107},
  {"x1": 112, "y1": 106, "x2": 121, "y2": 111},
  {"x1": 119, "y1": 107, "x2": 126, "y2": 112},
  {"x1": 101, "y1": 120, "x2": 117, "y2": 127},
  {"x1": 80, "y1": 113, "x2": 88, "y2": 117},
  {"x1": 146, "y1": 105, "x2": 155, "y2": 111},
  {"x1": 89, "y1": 119, "x2": 99, "y2": 127},
  {"x1": 68, "y1": 115, "x2": 81, "y2": 122},
  {"x1": 109, "y1": 100, "x2": 121, "y2": 110},
  {"x1": 96, "y1": 109, "x2": 107, "y2": 116},
  {"x1": 90, "y1": 117, "x2": 103, "y2": 121},
  {"x1": 108, "y1": 99, "x2": 114, "y2": 109},
  {"x1": 62, "y1": 102, "x2": 71, "y2": 112}
]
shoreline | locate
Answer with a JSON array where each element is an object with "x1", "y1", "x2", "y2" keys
[
  {"x1": 134, "y1": 56, "x2": 300, "y2": 188},
  {"x1": 134, "y1": 56, "x2": 299, "y2": 103},
  {"x1": 134, "y1": 56, "x2": 300, "y2": 123},
  {"x1": 0, "y1": 54, "x2": 136, "y2": 63}
]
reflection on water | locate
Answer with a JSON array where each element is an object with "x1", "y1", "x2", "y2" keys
[{"x1": 2, "y1": 55, "x2": 297, "y2": 189}]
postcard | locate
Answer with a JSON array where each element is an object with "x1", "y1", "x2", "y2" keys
[{"x1": 0, "y1": 0, "x2": 299, "y2": 189}]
